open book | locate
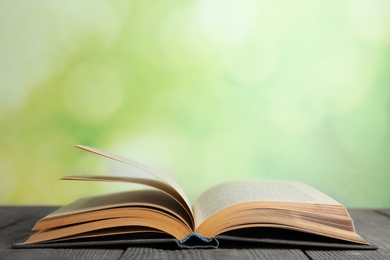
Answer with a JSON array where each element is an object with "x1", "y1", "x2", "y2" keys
[{"x1": 14, "y1": 145, "x2": 375, "y2": 249}]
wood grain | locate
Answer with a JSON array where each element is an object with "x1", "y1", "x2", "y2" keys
[
  {"x1": 120, "y1": 247, "x2": 309, "y2": 260},
  {"x1": 0, "y1": 206, "x2": 124, "y2": 260},
  {"x1": 304, "y1": 209, "x2": 390, "y2": 260}
]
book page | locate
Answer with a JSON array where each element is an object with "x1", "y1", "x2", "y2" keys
[
  {"x1": 70, "y1": 145, "x2": 193, "y2": 225},
  {"x1": 193, "y1": 180, "x2": 340, "y2": 228},
  {"x1": 46, "y1": 189, "x2": 184, "y2": 217},
  {"x1": 35, "y1": 189, "x2": 192, "y2": 231},
  {"x1": 26, "y1": 189, "x2": 193, "y2": 244}
]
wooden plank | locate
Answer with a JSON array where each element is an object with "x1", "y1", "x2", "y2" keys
[
  {"x1": 3, "y1": 248, "x2": 124, "y2": 260},
  {"x1": 0, "y1": 206, "x2": 124, "y2": 260},
  {"x1": 0, "y1": 206, "x2": 56, "y2": 230},
  {"x1": 304, "y1": 209, "x2": 390, "y2": 260},
  {"x1": 120, "y1": 247, "x2": 309, "y2": 260},
  {"x1": 0, "y1": 206, "x2": 57, "y2": 259},
  {"x1": 376, "y1": 209, "x2": 390, "y2": 218}
]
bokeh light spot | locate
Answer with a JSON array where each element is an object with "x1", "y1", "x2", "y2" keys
[
  {"x1": 62, "y1": 61, "x2": 125, "y2": 123},
  {"x1": 349, "y1": 0, "x2": 390, "y2": 45}
]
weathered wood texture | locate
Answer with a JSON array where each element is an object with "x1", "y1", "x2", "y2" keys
[
  {"x1": 0, "y1": 207, "x2": 389, "y2": 260},
  {"x1": 304, "y1": 209, "x2": 390, "y2": 260},
  {"x1": 0, "y1": 207, "x2": 124, "y2": 260}
]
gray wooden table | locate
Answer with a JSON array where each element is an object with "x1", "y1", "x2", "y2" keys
[{"x1": 1, "y1": 206, "x2": 389, "y2": 259}]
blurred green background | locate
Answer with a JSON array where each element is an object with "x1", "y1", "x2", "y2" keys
[{"x1": 0, "y1": 0, "x2": 389, "y2": 207}]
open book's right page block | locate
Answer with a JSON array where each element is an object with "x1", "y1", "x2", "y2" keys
[{"x1": 193, "y1": 180, "x2": 340, "y2": 226}]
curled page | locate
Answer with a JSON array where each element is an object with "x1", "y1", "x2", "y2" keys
[{"x1": 62, "y1": 145, "x2": 194, "y2": 227}]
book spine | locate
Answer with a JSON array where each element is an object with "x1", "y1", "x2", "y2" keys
[
  {"x1": 176, "y1": 233, "x2": 219, "y2": 248},
  {"x1": 178, "y1": 233, "x2": 214, "y2": 244}
]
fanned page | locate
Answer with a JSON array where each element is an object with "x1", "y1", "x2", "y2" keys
[
  {"x1": 39, "y1": 189, "x2": 191, "y2": 226},
  {"x1": 65, "y1": 145, "x2": 193, "y2": 226},
  {"x1": 24, "y1": 189, "x2": 193, "y2": 244}
]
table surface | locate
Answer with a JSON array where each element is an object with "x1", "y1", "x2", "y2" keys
[{"x1": 0, "y1": 206, "x2": 389, "y2": 260}]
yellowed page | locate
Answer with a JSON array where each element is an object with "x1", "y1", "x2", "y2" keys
[
  {"x1": 26, "y1": 189, "x2": 193, "y2": 244},
  {"x1": 36, "y1": 189, "x2": 191, "y2": 227},
  {"x1": 69, "y1": 145, "x2": 193, "y2": 225},
  {"x1": 25, "y1": 215, "x2": 189, "y2": 244},
  {"x1": 192, "y1": 180, "x2": 368, "y2": 244},
  {"x1": 193, "y1": 180, "x2": 340, "y2": 228}
]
